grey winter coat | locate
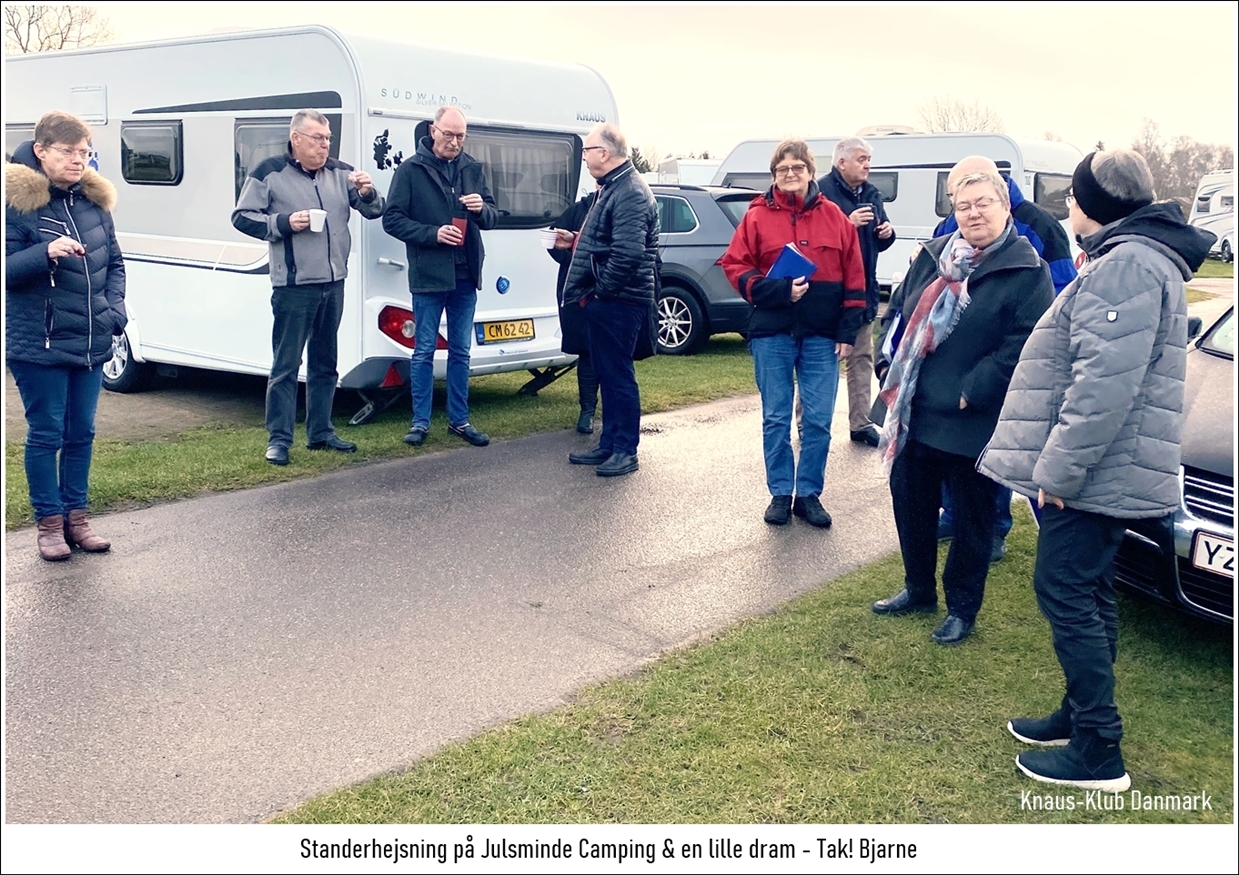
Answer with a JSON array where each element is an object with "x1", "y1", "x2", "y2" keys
[
  {"x1": 232, "y1": 147, "x2": 384, "y2": 288},
  {"x1": 978, "y1": 203, "x2": 1211, "y2": 519}
]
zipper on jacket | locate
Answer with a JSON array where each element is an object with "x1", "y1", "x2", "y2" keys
[
  {"x1": 313, "y1": 180, "x2": 336, "y2": 282},
  {"x1": 45, "y1": 299, "x2": 54, "y2": 349},
  {"x1": 60, "y1": 196, "x2": 93, "y2": 368}
]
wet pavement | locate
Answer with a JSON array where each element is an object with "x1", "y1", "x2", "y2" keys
[{"x1": 4, "y1": 391, "x2": 898, "y2": 823}]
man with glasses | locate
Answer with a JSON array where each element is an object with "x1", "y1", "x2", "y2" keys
[
  {"x1": 383, "y1": 106, "x2": 498, "y2": 449},
  {"x1": 233, "y1": 108, "x2": 385, "y2": 467}
]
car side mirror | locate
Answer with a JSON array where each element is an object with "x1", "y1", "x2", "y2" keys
[{"x1": 1188, "y1": 315, "x2": 1203, "y2": 340}]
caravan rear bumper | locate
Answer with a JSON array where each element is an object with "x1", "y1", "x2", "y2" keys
[{"x1": 340, "y1": 348, "x2": 577, "y2": 389}]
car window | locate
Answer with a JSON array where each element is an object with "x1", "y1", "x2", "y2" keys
[
  {"x1": 655, "y1": 196, "x2": 698, "y2": 234},
  {"x1": 1035, "y1": 173, "x2": 1072, "y2": 220},
  {"x1": 714, "y1": 194, "x2": 756, "y2": 228},
  {"x1": 1201, "y1": 310, "x2": 1234, "y2": 358}
]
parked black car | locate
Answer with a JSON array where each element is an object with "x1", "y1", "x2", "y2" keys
[
  {"x1": 1113, "y1": 307, "x2": 1235, "y2": 624},
  {"x1": 651, "y1": 184, "x2": 759, "y2": 354}
]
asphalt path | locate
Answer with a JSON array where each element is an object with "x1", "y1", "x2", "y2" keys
[{"x1": 4, "y1": 391, "x2": 899, "y2": 823}]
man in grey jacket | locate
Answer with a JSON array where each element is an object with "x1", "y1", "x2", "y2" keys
[
  {"x1": 233, "y1": 109, "x2": 385, "y2": 466},
  {"x1": 979, "y1": 149, "x2": 1215, "y2": 793}
]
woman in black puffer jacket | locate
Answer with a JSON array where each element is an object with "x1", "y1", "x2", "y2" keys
[{"x1": 5, "y1": 110, "x2": 126, "y2": 561}]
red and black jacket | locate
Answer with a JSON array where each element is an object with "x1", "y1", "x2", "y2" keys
[{"x1": 720, "y1": 181, "x2": 867, "y2": 344}]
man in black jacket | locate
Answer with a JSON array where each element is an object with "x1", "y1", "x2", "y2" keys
[
  {"x1": 562, "y1": 124, "x2": 659, "y2": 477},
  {"x1": 383, "y1": 106, "x2": 498, "y2": 448},
  {"x1": 819, "y1": 137, "x2": 896, "y2": 448}
]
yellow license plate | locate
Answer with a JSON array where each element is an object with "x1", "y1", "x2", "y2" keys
[{"x1": 476, "y1": 319, "x2": 535, "y2": 344}]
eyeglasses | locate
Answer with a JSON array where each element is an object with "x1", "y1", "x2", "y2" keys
[
  {"x1": 1065, "y1": 194, "x2": 1076, "y2": 208},
  {"x1": 953, "y1": 197, "x2": 1001, "y2": 215},
  {"x1": 47, "y1": 145, "x2": 91, "y2": 160},
  {"x1": 774, "y1": 163, "x2": 808, "y2": 177},
  {"x1": 295, "y1": 131, "x2": 332, "y2": 146},
  {"x1": 433, "y1": 126, "x2": 466, "y2": 143},
  {"x1": 581, "y1": 145, "x2": 606, "y2": 153}
]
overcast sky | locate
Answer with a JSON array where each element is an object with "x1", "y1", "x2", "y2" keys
[{"x1": 61, "y1": 2, "x2": 1239, "y2": 161}]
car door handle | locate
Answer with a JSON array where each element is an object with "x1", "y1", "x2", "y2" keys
[{"x1": 377, "y1": 258, "x2": 406, "y2": 270}]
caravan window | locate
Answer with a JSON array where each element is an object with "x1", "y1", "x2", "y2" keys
[
  {"x1": 869, "y1": 171, "x2": 898, "y2": 204},
  {"x1": 6, "y1": 126, "x2": 35, "y2": 159},
  {"x1": 234, "y1": 116, "x2": 341, "y2": 200},
  {"x1": 121, "y1": 121, "x2": 183, "y2": 185},
  {"x1": 415, "y1": 121, "x2": 580, "y2": 229},
  {"x1": 1034, "y1": 173, "x2": 1072, "y2": 220}
]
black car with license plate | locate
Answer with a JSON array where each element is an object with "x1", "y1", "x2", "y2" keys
[{"x1": 1113, "y1": 307, "x2": 1235, "y2": 624}]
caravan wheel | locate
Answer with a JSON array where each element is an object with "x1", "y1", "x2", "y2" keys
[{"x1": 103, "y1": 328, "x2": 154, "y2": 393}]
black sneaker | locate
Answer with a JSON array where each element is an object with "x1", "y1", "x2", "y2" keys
[
  {"x1": 403, "y1": 426, "x2": 428, "y2": 447},
  {"x1": 1008, "y1": 708, "x2": 1072, "y2": 747},
  {"x1": 449, "y1": 422, "x2": 489, "y2": 447},
  {"x1": 792, "y1": 495, "x2": 832, "y2": 528},
  {"x1": 850, "y1": 426, "x2": 880, "y2": 447},
  {"x1": 1016, "y1": 731, "x2": 1130, "y2": 793},
  {"x1": 764, "y1": 495, "x2": 792, "y2": 525}
]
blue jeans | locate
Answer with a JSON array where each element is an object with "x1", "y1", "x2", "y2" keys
[
  {"x1": 411, "y1": 279, "x2": 477, "y2": 429},
  {"x1": 940, "y1": 484, "x2": 1016, "y2": 540},
  {"x1": 9, "y1": 361, "x2": 104, "y2": 521},
  {"x1": 750, "y1": 333, "x2": 839, "y2": 497},
  {"x1": 585, "y1": 297, "x2": 644, "y2": 455},
  {"x1": 267, "y1": 281, "x2": 345, "y2": 448}
]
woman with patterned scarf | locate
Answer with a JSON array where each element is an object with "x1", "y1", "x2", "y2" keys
[{"x1": 870, "y1": 170, "x2": 1054, "y2": 645}]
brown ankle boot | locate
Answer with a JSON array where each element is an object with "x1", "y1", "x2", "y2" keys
[
  {"x1": 37, "y1": 515, "x2": 72, "y2": 561},
  {"x1": 64, "y1": 509, "x2": 111, "y2": 553}
]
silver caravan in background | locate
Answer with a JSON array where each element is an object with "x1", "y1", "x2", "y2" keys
[
  {"x1": 1189, "y1": 169, "x2": 1234, "y2": 263},
  {"x1": 4, "y1": 26, "x2": 618, "y2": 421},
  {"x1": 711, "y1": 132, "x2": 1084, "y2": 285}
]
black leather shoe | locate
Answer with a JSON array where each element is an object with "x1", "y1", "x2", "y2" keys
[
  {"x1": 792, "y1": 494, "x2": 832, "y2": 528},
  {"x1": 764, "y1": 495, "x2": 792, "y2": 525},
  {"x1": 307, "y1": 434, "x2": 356, "y2": 453},
  {"x1": 403, "y1": 426, "x2": 428, "y2": 447},
  {"x1": 872, "y1": 588, "x2": 937, "y2": 616},
  {"x1": 850, "y1": 426, "x2": 881, "y2": 447},
  {"x1": 569, "y1": 445, "x2": 612, "y2": 465},
  {"x1": 265, "y1": 444, "x2": 289, "y2": 466},
  {"x1": 597, "y1": 452, "x2": 638, "y2": 477},
  {"x1": 931, "y1": 614, "x2": 975, "y2": 645},
  {"x1": 576, "y1": 410, "x2": 595, "y2": 435},
  {"x1": 449, "y1": 422, "x2": 489, "y2": 447}
]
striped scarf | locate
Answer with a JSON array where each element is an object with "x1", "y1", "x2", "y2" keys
[{"x1": 877, "y1": 231, "x2": 985, "y2": 473}]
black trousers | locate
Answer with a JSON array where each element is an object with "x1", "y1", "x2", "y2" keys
[
  {"x1": 890, "y1": 439, "x2": 997, "y2": 622},
  {"x1": 1033, "y1": 505, "x2": 1131, "y2": 741},
  {"x1": 585, "y1": 297, "x2": 644, "y2": 456}
]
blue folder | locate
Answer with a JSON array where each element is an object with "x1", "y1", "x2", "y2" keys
[{"x1": 766, "y1": 243, "x2": 817, "y2": 280}]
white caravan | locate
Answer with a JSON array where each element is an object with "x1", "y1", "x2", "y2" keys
[
  {"x1": 1188, "y1": 169, "x2": 1234, "y2": 263},
  {"x1": 711, "y1": 133, "x2": 1084, "y2": 285},
  {"x1": 657, "y1": 158, "x2": 722, "y2": 186},
  {"x1": 4, "y1": 26, "x2": 617, "y2": 422}
]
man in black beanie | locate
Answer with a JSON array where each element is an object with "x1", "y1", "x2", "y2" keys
[{"x1": 978, "y1": 149, "x2": 1216, "y2": 793}]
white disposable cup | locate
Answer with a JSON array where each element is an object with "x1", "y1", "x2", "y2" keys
[
  {"x1": 539, "y1": 228, "x2": 558, "y2": 249},
  {"x1": 308, "y1": 209, "x2": 327, "y2": 232}
]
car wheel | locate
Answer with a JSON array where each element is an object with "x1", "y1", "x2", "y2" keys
[
  {"x1": 102, "y1": 328, "x2": 154, "y2": 393},
  {"x1": 1222, "y1": 239, "x2": 1233, "y2": 264},
  {"x1": 656, "y1": 286, "x2": 707, "y2": 355}
]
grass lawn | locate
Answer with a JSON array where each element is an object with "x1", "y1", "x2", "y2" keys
[
  {"x1": 275, "y1": 507, "x2": 1233, "y2": 825},
  {"x1": 1194, "y1": 259, "x2": 1234, "y2": 280},
  {"x1": 4, "y1": 335, "x2": 759, "y2": 529}
]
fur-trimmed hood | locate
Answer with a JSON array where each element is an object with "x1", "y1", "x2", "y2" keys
[{"x1": 6, "y1": 140, "x2": 117, "y2": 214}]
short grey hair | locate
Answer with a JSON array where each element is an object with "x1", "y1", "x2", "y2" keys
[
  {"x1": 593, "y1": 123, "x2": 628, "y2": 159},
  {"x1": 833, "y1": 137, "x2": 872, "y2": 164},
  {"x1": 953, "y1": 170, "x2": 1010, "y2": 208},
  {"x1": 434, "y1": 105, "x2": 467, "y2": 125},
  {"x1": 1091, "y1": 149, "x2": 1156, "y2": 203},
  {"x1": 290, "y1": 109, "x2": 330, "y2": 134}
]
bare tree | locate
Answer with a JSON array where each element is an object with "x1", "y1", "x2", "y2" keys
[
  {"x1": 915, "y1": 96, "x2": 1005, "y2": 133},
  {"x1": 4, "y1": 4, "x2": 112, "y2": 54},
  {"x1": 1130, "y1": 118, "x2": 1233, "y2": 203},
  {"x1": 1043, "y1": 131, "x2": 1064, "y2": 142}
]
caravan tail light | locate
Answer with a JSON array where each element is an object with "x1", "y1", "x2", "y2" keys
[{"x1": 378, "y1": 306, "x2": 448, "y2": 350}]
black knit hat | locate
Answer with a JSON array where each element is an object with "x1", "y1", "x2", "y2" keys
[{"x1": 1072, "y1": 152, "x2": 1152, "y2": 226}]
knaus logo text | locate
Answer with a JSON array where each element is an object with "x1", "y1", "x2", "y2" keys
[
  {"x1": 1021, "y1": 790, "x2": 1214, "y2": 812},
  {"x1": 576, "y1": 111, "x2": 606, "y2": 123}
]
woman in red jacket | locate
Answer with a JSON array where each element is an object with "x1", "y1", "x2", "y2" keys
[{"x1": 720, "y1": 139, "x2": 867, "y2": 528}]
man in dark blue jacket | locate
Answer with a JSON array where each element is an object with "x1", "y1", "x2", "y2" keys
[
  {"x1": 383, "y1": 106, "x2": 498, "y2": 449},
  {"x1": 563, "y1": 124, "x2": 659, "y2": 477},
  {"x1": 819, "y1": 137, "x2": 896, "y2": 447}
]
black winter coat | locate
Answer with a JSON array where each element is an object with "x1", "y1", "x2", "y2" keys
[
  {"x1": 381, "y1": 138, "x2": 497, "y2": 293},
  {"x1": 562, "y1": 162, "x2": 659, "y2": 307},
  {"x1": 5, "y1": 142, "x2": 126, "y2": 368},
  {"x1": 818, "y1": 166, "x2": 896, "y2": 320},
  {"x1": 881, "y1": 228, "x2": 1054, "y2": 460},
  {"x1": 549, "y1": 192, "x2": 596, "y2": 355}
]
